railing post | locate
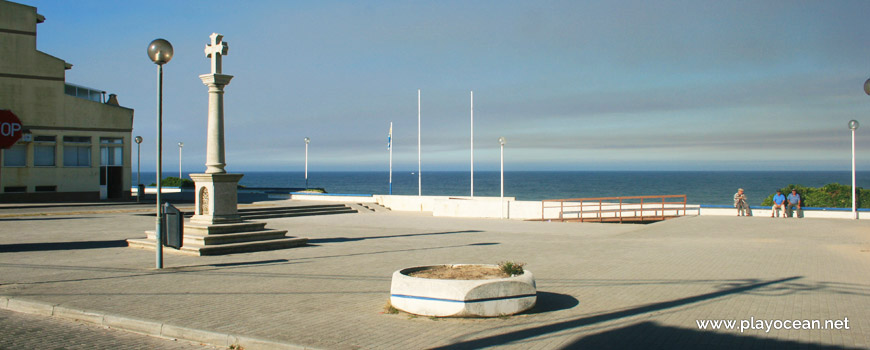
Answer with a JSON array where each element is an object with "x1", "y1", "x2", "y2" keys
[
  {"x1": 619, "y1": 198, "x2": 623, "y2": 223},
  {"x1": 640, "y1": 198, "x2": 644, "y2": 222},
  {"x1": 560, "y1": 201, "x2": 564, "y2": 222}
]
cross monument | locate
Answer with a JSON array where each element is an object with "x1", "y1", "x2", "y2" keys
[{"x1": 190, "y1": 32, "x2": 241, "y2": 224}]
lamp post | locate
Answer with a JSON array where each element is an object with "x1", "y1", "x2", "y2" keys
[
  {"x1": 499, "y1": 136, "x2": 506, "y2": 219},
  {"x1": 304, "y1": 137, "x2": 310, "y2": 189},
  {"x1": 470, "y1": 90, "x2": 474, "y2": 198},
  {"x1": 499, "y1": 137, "x2": 506, "y2": 199},
  {"x1": 178, "y1": 142, "x2": 183, "y2": 179},
  {"x1": 147, "y1": 38, "x2": 173, "y2": 269},
  {"x1": 135, "y1": 136, "x2": 142, "y2": 202},
  {"x1": 850, "y1": 119, "x2": 860, "y2": 219}
]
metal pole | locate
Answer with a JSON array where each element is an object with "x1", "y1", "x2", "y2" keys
[
  {"x1": 852, "y1": 127, "x2": 857, "y2": 219},
  {"x1": 418, "y1": 89, "x2": 421, "y2": 197},
  {"x1": 178, "y1": 143, "x2": 182, "y2": 179},
  {"x1": 155, "y1": 64, "x2": 164, "y2": 269},
  {"x1": 500, "y1": 142, "x2": 504, "y2": 199},
  {"x1": 137, "y1": 141, "x2": 141, "y2": 203},
  {"x1": 500, "y1": 140, "x2": 504, "y2": 219},
  {"x1": 470, "y1": 90, "x2": 474, "y2": 198},
  {"x1": 305, "y1": 141, "x2": 308, "y2": 189},
  {"x1": 389, "y1": 121, "x2": 393, "y2": 195}
]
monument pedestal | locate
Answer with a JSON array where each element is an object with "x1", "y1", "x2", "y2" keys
[
  {"x1": 127, "y1": 173, "x2": 308, "y2": 256},
  {"x1": 190, "y1": 173, "x2": 243, "y2": 224}
]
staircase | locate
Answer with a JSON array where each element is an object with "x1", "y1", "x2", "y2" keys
[
  {"x1": 127, "y1": 204, "x2": 357, "y2": 256},
  {"x1": 234, "y1": 204, "x2": 358, "y2": 219}
]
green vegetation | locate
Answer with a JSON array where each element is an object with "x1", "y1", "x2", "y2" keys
[
  {"x1": 760, "y1": 183, "x2": 869, "y2": 208},
  {"x1": 383, "y1": 300, "x2": 399, "y2": 314},
  {"x1": 498, "y1": 261, "x2": 526, "y2": 276},
  {"x1": 298, "y1": 188, "x2": 327, "y2": 193},
  {"x1": 148, "y1": 176, "x2": 194, "y2": 188}
]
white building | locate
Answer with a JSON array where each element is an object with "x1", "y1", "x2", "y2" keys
[{"x1": 0, "y1": 0, "x2": 134, "y2": 202}]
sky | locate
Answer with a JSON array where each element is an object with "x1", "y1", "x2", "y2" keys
[{"x1": 14, "y1": 0, "x2": 870, "y2": 172}]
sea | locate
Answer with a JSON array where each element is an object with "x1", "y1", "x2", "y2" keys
[{"x1": 136, "y1": 171, "x2": 870, "y2": 206}]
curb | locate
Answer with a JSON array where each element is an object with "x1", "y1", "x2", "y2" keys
[{"x1": 0, "y1": 295, "x2": 316, "y2": 350}]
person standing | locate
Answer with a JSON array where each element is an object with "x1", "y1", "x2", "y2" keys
[
  {"x1": 734, "y1": 188, "x2": 749, "y2": 216},
  {"x1": 771, "y1": 190, "x2": 786, "y2": 218},
  {"x1": 786, "y1": 189, "x2": 801, "y2": 218}
]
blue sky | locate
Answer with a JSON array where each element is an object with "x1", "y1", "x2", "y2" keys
[{"x1": 16, "y1": 0, "x2": 870, "y2": 172}]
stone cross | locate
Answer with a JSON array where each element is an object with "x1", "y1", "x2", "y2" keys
[{"x1": 204, "y1": 33, "x2": 229, "y2": 74}]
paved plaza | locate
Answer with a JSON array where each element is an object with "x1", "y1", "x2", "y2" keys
[{"x1": 0, "y1": 201, "x2": 868, "y2": 349}]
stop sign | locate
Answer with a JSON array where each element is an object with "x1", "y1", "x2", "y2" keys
[{"x1": 0, "y1": 110, "x2": 23, "y2": 149}]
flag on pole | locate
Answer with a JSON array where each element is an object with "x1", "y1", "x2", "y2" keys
[{"x1": 388, "y1": 124, "x2": 392, "y2": 150}]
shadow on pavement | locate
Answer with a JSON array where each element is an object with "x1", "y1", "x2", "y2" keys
[
  {"x1": 432, "y1": 276, "x2": 802, "y2": 349},
  {"x1": 0, "y1": 216, "x2": 99, "y2": 222},
  {"x1": 308, "y1": 230, "x2": 483, "y2": 244},
  {"x1": 525, "y1": 291, "x2": 580, "y2": 314},
  {"x1": 0, "y1": 240, "x2": 128, "y2": 253},
  {"x1": 565, "y1": 320, "x2": 860, "y2": 350}
]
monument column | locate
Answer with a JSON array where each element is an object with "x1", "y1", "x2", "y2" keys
[{"x1": 190, "y1": 33, "x2": 242, "y2": 225}]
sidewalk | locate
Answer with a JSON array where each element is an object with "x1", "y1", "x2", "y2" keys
[{"x1": 1, "y1": 202, "x2": 868, "y2": 349}]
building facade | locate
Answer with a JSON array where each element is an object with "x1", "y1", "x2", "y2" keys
[{"x1": 0, "y1": 0, "x2": 134, "y2": 202}]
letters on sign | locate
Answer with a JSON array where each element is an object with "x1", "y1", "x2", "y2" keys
[{"x1": 0, "y1": 122, "x2": 21, "y2": 136}]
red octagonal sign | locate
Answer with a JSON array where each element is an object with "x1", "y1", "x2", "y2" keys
[{"x1": 0, "y1": 110, "x2": 23, "y2": 149}]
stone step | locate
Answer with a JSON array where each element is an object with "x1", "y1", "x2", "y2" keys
[
  {"x1": 146, "y1": 229, "x2": 290, "y2": 245},
  {"x1": 240, "y1": 208, "x2": 357, "y2": 220},
  {"x1": 127, "y1": 236, "x2": 308, "y2": 256},
  {"x1": 171, "y1": 205, "x2": 357, "y2": 219},
  {"x1": 183, "y1": 221, "x2": 268, "y2": 235},
  {"x1": 236, "y1": 204, "x2": 348, "y2": 213}
]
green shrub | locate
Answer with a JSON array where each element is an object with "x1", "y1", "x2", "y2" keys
[
  {"x1": 499, "y1": 261, "x2": 526, "y2": 276},
  {"x1": 760, "y1": 183, "x2": 868, "y2": 208},
  {"x1": 148, "y1": 176, "x2": 195, "y2": 188}
]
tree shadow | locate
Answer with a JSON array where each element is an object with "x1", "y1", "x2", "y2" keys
[
  {"x1": 565, "y1": 320, "x2": 860, "y2": 350},
  {"x1": 0, "y1": 240, "x2": 128, "y2": 253},
  {"x1": 307, "y1": 230, "x2": 483, "y2": 244},
  {"x1": 432, "y1": 276, "x2": 802, "y2": 349}
]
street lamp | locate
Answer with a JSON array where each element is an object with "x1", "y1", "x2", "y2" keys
[
  {"x1": 499, "y1": 136, "x2": 506, "y2": 219},
  {"x1": 304, "y1": 137, "x2": 310, "y2": 189},
  {"x1": 849, "y1": 119, "x2": 860, "y2": 219},
  {"x1": 178, "y1": 142, "x2": 183, "y2": 179},
  {"x1": 134, "y1": 136, "x2": 143, "y2": 202},
  {"x1": 147, "y1": 38, "x2": 173, "y2": 269},
  {"x1": 499, "y1": 137, "x2": 506, "y2": 198}
]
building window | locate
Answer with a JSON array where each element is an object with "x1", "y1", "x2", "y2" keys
[
  {"x1": 34, "y1": 136, "x2": 56, "y2": 166},
  {"x1": 100, "y1": 137, "x2": 123, "y2": 166},
  {"x1": 3, "y1": 144, "x2": 26, "y2": 167},
  {"x1": 35, "y1": 185, "x2": 57, "y2": 192},
  {"x1": 63, "y1": 136, "x2": 91, "y2": 167},
  {"x1": 4, "y1": 186, "x2": 26, "y2": 193}
]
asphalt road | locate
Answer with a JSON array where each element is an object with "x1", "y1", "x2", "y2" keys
[{"x1": 0, "y1": 309, "x2": 223, "y2": 350}]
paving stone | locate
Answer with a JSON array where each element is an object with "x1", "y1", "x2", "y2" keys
[{"x1": 0, "y1": 202, "x2": 868, "y2": 349}]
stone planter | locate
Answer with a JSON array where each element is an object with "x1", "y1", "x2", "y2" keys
[{"x1": 389, "y1": 264, "x2": 537, "y2": 317}]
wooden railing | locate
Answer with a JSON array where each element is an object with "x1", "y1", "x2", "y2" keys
[{"x1": 541, "y1": 195, "x2": 688, "y2": 223}]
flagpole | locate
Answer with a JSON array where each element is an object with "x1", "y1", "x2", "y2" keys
[
  {"x1": 470, "y1": 90, "x2": 474, "y2": 198},
  {"x1": 418, "y1": 89, "x2": 421, "y2": 197},
  {"x1": 389, "y1": 122, "x2": 393, "y2": 195}
]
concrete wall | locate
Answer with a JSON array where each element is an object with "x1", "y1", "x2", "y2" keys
[
  {"x1": 285, "y1": 193, "x2": 867, "y2": 221},
  {"x1": 699, "y1": 205, "x2": 867, "y2": 220}
]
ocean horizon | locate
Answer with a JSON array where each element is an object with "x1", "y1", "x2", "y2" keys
[{"x1": 136, "y1": 170, "x2": 869, "y2": 206}]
